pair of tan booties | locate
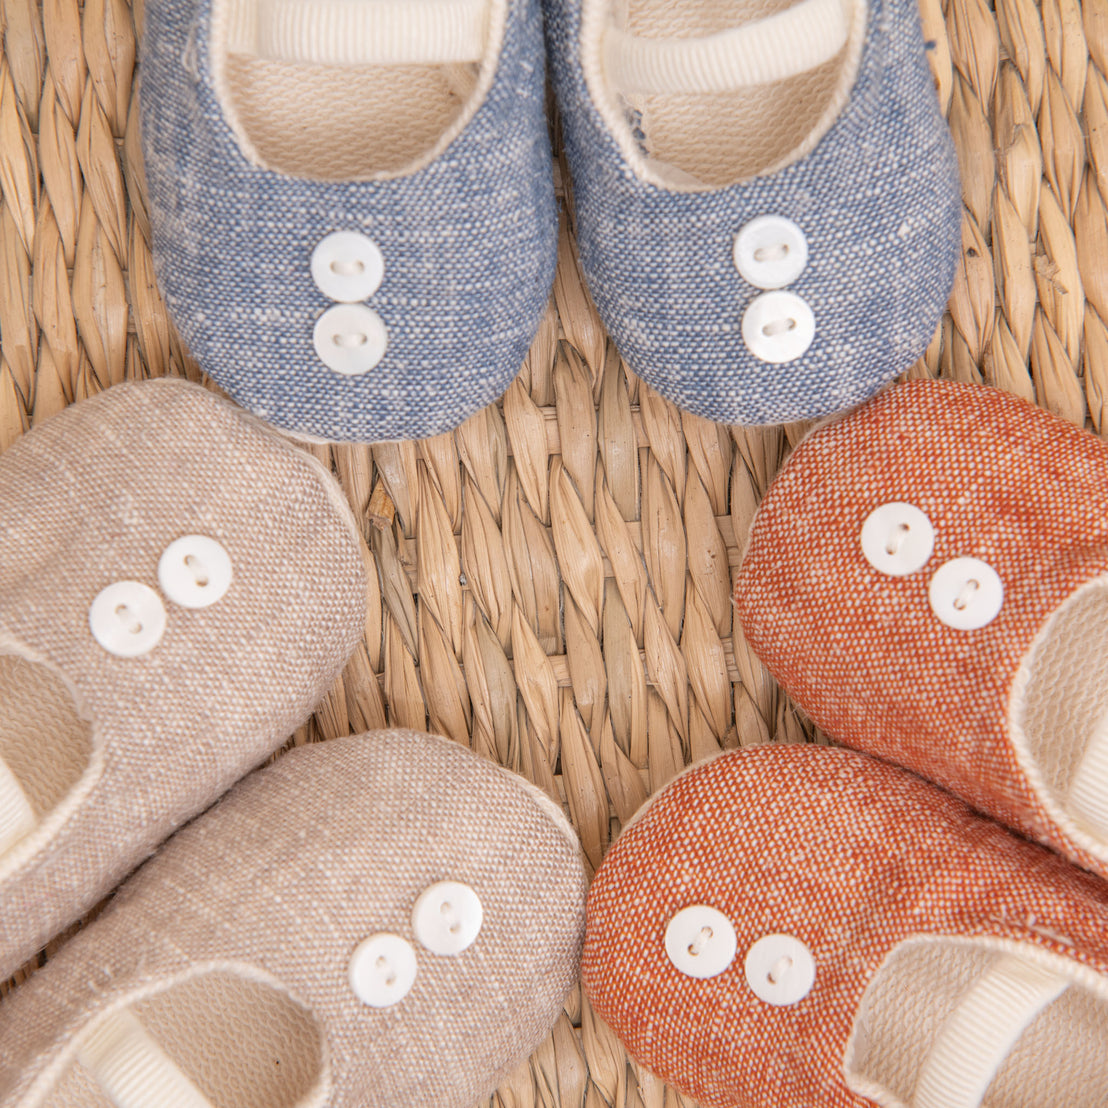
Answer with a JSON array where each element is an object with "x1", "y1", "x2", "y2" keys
[{"x1": 0, "y1": 380, "x2": 587, "y2": 1107}]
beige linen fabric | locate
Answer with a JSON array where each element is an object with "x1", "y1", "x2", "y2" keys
[
  {"x1": 0, "y1": 379, "x2": 366, "y2": 978},
  {"x1": 0, "y1": 730, "x2": 588, "y2": 1108}
]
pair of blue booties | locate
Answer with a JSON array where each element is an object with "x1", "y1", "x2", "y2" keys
[{"x1": 141, "y1": 0, "x2": 961, "y2": 443}]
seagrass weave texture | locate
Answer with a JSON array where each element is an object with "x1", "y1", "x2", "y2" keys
[{"x1": 2, "y1": 0, "x2": 1108, "y2": 1104}]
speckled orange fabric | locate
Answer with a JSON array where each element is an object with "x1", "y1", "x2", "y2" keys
[
  {"x1": 581, "y1": 745, "x2": 1108, "y2": 1108},
  {"x1": 734, "y1": 379, "x2": 1108, "y2": 879}
]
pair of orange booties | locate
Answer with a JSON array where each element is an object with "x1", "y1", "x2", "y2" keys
[{"x1": 585, "y1": 379, "x2": 1108, "y2": 1107}]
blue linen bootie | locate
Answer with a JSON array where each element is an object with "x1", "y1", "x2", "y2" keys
[
  {"x1": 544, "y1": 0, "x2": 962, "y2": 426},
  {"x1": 141, "y1": 0, "x2": 557, "y2": 442}
]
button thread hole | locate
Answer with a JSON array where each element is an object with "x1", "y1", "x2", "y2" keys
[
  {"x1": 331, "y1": 258, "x2": 366, "y2": 277},
  {"x1": 753, "y1": 243, "x2": 789, "y2": 263},
  {"x1": 374, "y1": 956, "x2": 398, "y2": 987},
  {"x1": 952, "y1": 579, "x2": 981, "y2": 611},
  {"x1": 687, "y1": 926, "x2": 714, "y2": 957},
  {"x1": 333, "y1": 332, "x2": 369, "y2": 348},
  {"x1": 766, "y1": 955, "x2": 794, "y2": 985},
  {"x1": 885, "y1": 522, "x2": 911, "y2": 556},
  {"x1": 183, "y1": 554, "x2": 210, "y2": 588},
  {"x1": 114, "y1": 604, "x2": 143, "y2": 635}
]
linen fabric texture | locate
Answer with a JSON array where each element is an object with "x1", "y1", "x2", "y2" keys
[
  {"x1": 734, "y1": 379, "x2": 1108, "y2": 880},
  {"x1": 582, "y1": 744, "x2": 1108, "y2": 1107},
  {"x1": 0, "y1": 379, "x2": 366, "y2": 979},
  {"x1": 139, "y1": 0, "x2": 556, "y2": 443},
  {"x1": 543, "y1": 0, "x2": 961, "y2": 425},
  {"x1": 0, "y1": 731, "x2": 589, "y2": 1108}
]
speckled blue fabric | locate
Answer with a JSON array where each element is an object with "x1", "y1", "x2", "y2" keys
[
  {"x1": 140, "y1": 0, "x2": 556, "y2": 443},
  {"x1": 544, "y1": 0, "x2": 962, "y2": 426}
]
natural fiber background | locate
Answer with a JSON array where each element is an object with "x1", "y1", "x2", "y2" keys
[{"x1": 0, "y1": 0, "x2": 1103, "y2": 1103}]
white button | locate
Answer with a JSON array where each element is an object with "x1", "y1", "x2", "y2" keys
[
  {"x1": 741, "y1": 291, "x2": 815, "y2": 364},
  {"x1": 313, "y1": 304, "x2": 388, "y2": 376},
  {"x1": 744, "y1": 934, "x2": 816, "y2": 1006},
  {"x1": 860, "y1": 503, "x2": 935, "y2": 577},
  {"x1": 664, "y1": 906, "x2": 737, "y2": 979},
  {"x1": 349, "y1": 933, "x2": 417, "y2": 1008},
  {"x1": 412, "y1": 881, "x2": 483, "y2": 956},
  {"x1": 311, "y1": 231, "x2": 384, "y2": 302},
  {"x1": 733, "y1": 216, "x2": 809, "y2": 289},
  {"x1": 928, "y1": 557, "x2": 1004, "y2": 630},
  {"x1": 89, "y1": 582, "x2": 167, "y2": 658},
  {"x1": 158, "y1": 536, "x2": 233, "y2": 609}
]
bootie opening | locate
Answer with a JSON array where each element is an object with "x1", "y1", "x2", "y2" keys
[
  {"x1": 54, "y1": 972, "x2": 326, "y2": 1108},
  {"x1": 211, "y1": 0, "x2": 509, "y2": 181},
  {"x1": 585, "y1": 0, "x2": 867, "y2": 189},
  {"x1": 1015, "y1": 579, "x2": 1108, "y2": 858},
  {"x1": 844, "y1": 937, "x2": 1108, "y2": 1108},
  {"x1": 0, "y1": 654, "x2": 92, "y2": 862}
]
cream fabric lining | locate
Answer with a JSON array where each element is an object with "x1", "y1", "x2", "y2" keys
[
  {"x1": 56, "y1": 973, "x2": 325, "y2": 1108},
  {"x1": 586, "y1": 0, "x2": 867, "y2": 189},
  {"x1": 1016, "y1": 581, "x2": 1108, "y2": 847},
  {"x1": 844, "y1": 938, "x2": 1108, "y2": 1107},
  {"x1": 211, "y1": 0, "x2": 507, "y2": 181},
  {"x1": 0, "y1": 654, "x2": 91, "y2": 855}
]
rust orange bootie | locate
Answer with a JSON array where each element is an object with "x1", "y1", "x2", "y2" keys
[
  {"x1": 736, "y1": 379, "x2": 1108, "y2": 880},
  {"x1": 583, "y1": 745, "x2": 1108, "y2": 1108}
]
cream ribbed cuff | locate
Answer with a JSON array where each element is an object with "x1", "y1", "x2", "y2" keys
[
  {"x1": 76, "y1": 1010, "x2": 214, "y2": 1108},
  {"x1": 0, "y1": 755, "x2": 34, "y2": 856},
  {"x1": 226, "y1": 0, "x2": 489, "y2": 67},
  {"x1": 602, "y1": 0, "x2": 851, "y2": 95},
  {"x1": 912, "y1": 953, "x2": 1068, "y2": 1108}
]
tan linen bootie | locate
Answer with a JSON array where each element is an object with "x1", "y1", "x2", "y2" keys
[
  {"x1": 0, "y1": 378, "x2": 366, "y2": 978},
  {"x1": 0, "y1": 730, "x2": 588, "y2": 1108}
]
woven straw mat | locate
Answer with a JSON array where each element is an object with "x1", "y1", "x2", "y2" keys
[{"x1": 1, "y1": 0, "x2": 1105, "y2": 1104}]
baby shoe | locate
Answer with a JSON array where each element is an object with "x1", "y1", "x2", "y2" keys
[
  {"x1": 140, "y1": 0, "x2": 555, "y2": 443},
  {"x1": 735, "y1": 379, "x2": 1108, "y2": 882},
  {"x1": 0, "y1": 730, "x2": 588, "y2": 1108},
  {"x1": 583, "y1": 743, "x2": 1108, "y2": 1108},
  {"x1": 543, "y1": 0, "x2": 961, "y2": 425},
  {"x1": 0, "y1": 378, "x2": 365, "y2": 979}
]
